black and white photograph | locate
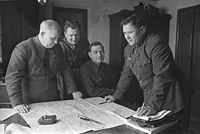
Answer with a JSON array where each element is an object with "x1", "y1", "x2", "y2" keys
[{"x1": 0, "y1": 0, "x2": 199, "y2": 134}]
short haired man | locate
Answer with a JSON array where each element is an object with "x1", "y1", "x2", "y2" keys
[
  {"x1": 60, "y1": 20, "x2": 90, "y2": 67},
  {"x1": 6, "y1": 19, "x2": 82, "y2": 113},
  {"x1": 80, "y1": 41, "x2": 116, "y2": 97},
  {"x1": 105, "y1": 14, "x2": 188, "y2": 117},
  {"x1": 58, "y1": 20, "x2": 90, "y2": 98}
]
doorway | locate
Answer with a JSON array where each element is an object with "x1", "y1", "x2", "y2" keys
[{"x1": 176, "y1": 5, "x2": 200, "y2": 134}]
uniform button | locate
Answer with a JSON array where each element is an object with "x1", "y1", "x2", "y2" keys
[
  {"x1": 144, "y1": 89, "x2": 147, "y2": 92},
  {"x1": 139, "y1": 80, "x2": 143, "y2": 84}
]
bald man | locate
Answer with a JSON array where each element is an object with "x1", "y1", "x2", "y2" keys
[{"x1": 5, "y1": 19, "x2": 83, "y2": 113}]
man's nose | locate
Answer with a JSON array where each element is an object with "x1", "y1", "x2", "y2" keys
[
  {"x1": 125, "y1": 34, "x2": 130, "y2": 39},
  {"x1": 72, "y1": 35, "x2": 76, "y2": 40},
  {"x1": 97, "y1": 52, "x2": 102, "y2": 57}
]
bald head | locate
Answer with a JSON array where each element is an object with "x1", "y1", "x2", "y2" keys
[
  {"x1": 39, "y1": 19, "x2": 61, "y2": 48},
  {"x1": 40, "y1": 20, "x2": 61, "y2": 35}
]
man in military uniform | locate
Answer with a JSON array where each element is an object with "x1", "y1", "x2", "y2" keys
[
  {"x1": 58, "y1": 20, "x2": 90, "y2": 99},
  {"x1": 6, "y1": 20, "x2": 82, "y2": 113},
  {"x1": 105, "y1": 14, "x2": 187, "y2": 117},
  {"x1": 80, "y1": 41, "x2": 116, "y2": 97}
]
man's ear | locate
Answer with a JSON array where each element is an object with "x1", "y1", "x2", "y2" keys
[
  {"x1": 64, "y1": 31, "x2": 67, "y2": 37},
  {"x1": 140, "y1": 26, "x2": 146, "y2": 33},
  {"x1": 88, "y1": 52, "x2": 91, "y2": 58}
]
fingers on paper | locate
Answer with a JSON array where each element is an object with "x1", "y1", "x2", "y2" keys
[
  {"x1": 136, "y1": 107, "x2": 151, "y2": 116},
  {"x1": 14, "y1": 104, "x2": 30, "y2": 113},
  {"x1": 104, "y1": 95, "x2": 115, "y2": 103}
]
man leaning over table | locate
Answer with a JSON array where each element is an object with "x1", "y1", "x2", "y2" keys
[
  {"x1": 105, "y1": 14, "x2": 192, "y2": 121},
  {"x1": 5, "y1": 19, "x2": 83, "y2": 113}
]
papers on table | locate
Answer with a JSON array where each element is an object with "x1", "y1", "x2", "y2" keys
[
  {"x1": 0, "y1": 108, "x2": 17, "y2": 121},
  {"x1": 5, "y1": 123, "x2": 37, "y2": 134},
  {"x1": 75, "y1": 98, "x2": 176, "y2": 134},
  {"x1": 85, "y1": 97, "x2": 136, "y2": 119},
  {"x1": 20, "y1": 98, "x2": 128, "y2": 134},
  {"x1": 6, "y1": 97, "x2": 177, "y2": 134},
  {"x1": 126, "y1": 117, "x2": 178, "y2": 134},
  {"x1": 132, "y1": 110, "x2": 171, "y2": 121}
]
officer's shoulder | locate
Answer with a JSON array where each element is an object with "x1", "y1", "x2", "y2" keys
[
  {"x1": 15, "y1": 37, "x2": 34, "y2": 51},
  {"x1": 146, "y1": 33, "x2": 165, "y2": 49}
]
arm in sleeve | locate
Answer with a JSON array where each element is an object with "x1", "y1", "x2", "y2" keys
[
  {"x1": 59, "y1": 54, "x2": 78, "y2": 95},
  {"x1": 113, "y1": 63, "x2": 133, "y2": 100},
  {"x1": 80, "y1": 65, "x2": 115, "y2": 97},
  {"x1": 147, "y1": 40, "x2": 175, "y2": 111},
  {"x1": 113, "y1": 47, "x2": 134, "y2": 100},
  {"x1": 5, "y1": 45, "x2": 27, "y2": 107}
]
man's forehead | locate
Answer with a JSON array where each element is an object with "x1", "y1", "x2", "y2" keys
[
  {"x1": 66, "y1": 27, "x2": 80, "y2": 34},
  {"x1": 123, "y1": 27, "x2": 139, "y2": 33},
  {"x1": 45, "y1": 33, "x2": 59, "y2": 41},
  {"x1": 48, "y1": 29, "x2": 60, "y2": 37},
  {"x1": 123, "y1": 23, "x2": 139, "y2": 29},
  {"x1": 91, "y1": 45, "x2": 104, "y2": 51}
]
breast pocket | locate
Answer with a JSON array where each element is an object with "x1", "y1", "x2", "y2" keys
[
  {"x1": 138, "y1": 53, "x2": 151, "y2": 66},
  {"x1": 126, "y1": 57, "x2": 132, "y2": 68},
  {"x1": 138, "y1": 55, "x2": 153, "y2": 77}
]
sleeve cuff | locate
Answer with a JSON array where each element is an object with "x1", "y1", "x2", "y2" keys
[
  {"x1": 10, "y1": 96, "x2": 23, "y2": 107},
  {"x1": 113, "y1": 89, "x2": 123, "y2": 100}
]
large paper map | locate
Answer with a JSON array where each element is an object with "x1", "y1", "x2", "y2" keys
[{"x1": 20, "y1": 97, "x2": 134, "y2": 134}]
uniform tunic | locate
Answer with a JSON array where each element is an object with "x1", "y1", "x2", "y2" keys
[
  {"x1": 59, "y1": 37, "x2": 90, "y2": 70},
  {"x1": 114, "y1": 33, "x2": 185, "y2": 114},
  {"x1": 80, "y1": 60, "x2": 116, "y2": 97},
  {"x1": 58, "y1": 37, "x2": 90, "y2": 90},
  {"x1": 6, "y1": 36, "x2": 77, "y2": 107}
]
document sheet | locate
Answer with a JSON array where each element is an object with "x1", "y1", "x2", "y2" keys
[
  {"x1": 0, "y1": 108, "x2": 17, "y2": 121},
  {"x1": 19, "y1": 97, "x2": 178, "y2": 134},
  {"x1": 20, "y1": 97, "x2": 130, "y2": 134},
  {"x1": 132, "y1": 110, "x2": 171, "y2": 121}
]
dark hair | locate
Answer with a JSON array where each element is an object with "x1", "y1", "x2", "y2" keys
[
  {"x1": 121, "y1": 14, "x2": 146, "y2": 28},
  {"x1": 63, "y1": 20, "x2": 81, "y2": 32},
  {"x1": 89, "y1": 41, "x2": 104, "y2": 51}
]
